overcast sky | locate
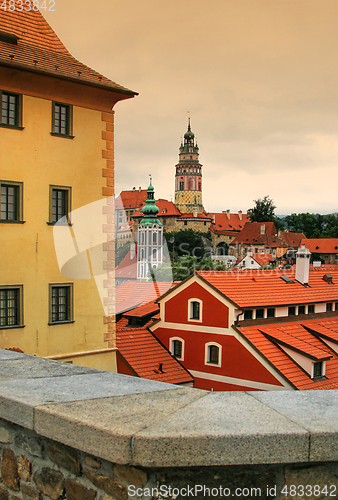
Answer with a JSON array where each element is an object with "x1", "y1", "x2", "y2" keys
[{"x1": 45, "y1": 0, "x2": 338, "y2": 215}]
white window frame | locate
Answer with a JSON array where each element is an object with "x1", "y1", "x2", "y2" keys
[
  {"x1": 170, "y1": 337, "x2": 185, "y2": 361},
  {"x1": 188, "y1": 298, "x2": 203, "y2": 322},
  {"x1": 205, "y1": 342, "x2": 222, "y2": 367}
]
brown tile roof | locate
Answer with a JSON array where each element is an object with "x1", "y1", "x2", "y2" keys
[
  {"x1": 0, "y1": 8, "x2": 136, "y2": 95},
  {"x1": 301, "y1": 238, "x2": 338, "y2": 255},
  {"x1": 116, "y1": 328, "x2": 193, "y2": 384},
  {"x1": 230, "y1": 221, "x2": 277, "y2": 246},
  {"x1": 178, "y1": 213, "x2": 212, "y2": 220},
  {"x1": 280, "y1": 231, "x2": 306, "y2": 248},
  {"x1": 116, "y1": 189, "x2": 148, "y2": 211},
  {"x1": 197, "y1": 267, "x2": 338, "y2": 308},
  {"x1": 209, "y1": 212, "x2": 249, "y2": 233},
  {"x1": 239, "y1": 318, "x2": 338, "y2": 390}
]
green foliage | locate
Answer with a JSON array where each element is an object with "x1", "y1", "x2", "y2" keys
[
  {"x1": 164, "y1": 229, "x2": 206, "y2": 260},
  {"x1": 115, "y1": 241, "x2": 131, "y2": 266},
  {"x1": 248, "y1": 195, "x2": 276, "y2": 222},
  {"x1": 174, "y1": 256, "x2": 226, "y2": 281},
  {"x1": 147, "y1": 263, "x2": 173, "y2": 282},
  {"x1": 284, "y1": 213, "x2": 338, "y2": 238}
]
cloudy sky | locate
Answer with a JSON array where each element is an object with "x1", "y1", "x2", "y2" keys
[{"x1": 45, "y1": 0, "x2": 338, "y2": 215}]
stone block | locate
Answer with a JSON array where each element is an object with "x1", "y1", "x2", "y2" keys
[
  {"x1": 0, "y1": 428, "x2": 12, "y2": 444},
  {"x1": 251, "y1": 390, "x2": 338, "y2": 461},
  {"x1": 133, "y1": 392, "x2": 309, "y2": 467},
  {"x1": 47, "y1": 441, "x2": 81, "y2": 476},
  {"x1": 34, "y1": 468, "x2": 64, "y2": 500},
  {"x1": 22, "y1": 484, "x2": 39, "y2": 498},
  {"x1": 0, "y1": 486, "x2": 8, "y2": 500},
  {"x1": 84, "y1": 468, "x2": 127, "y2": 499},
  {"x1": 64, "y1": 479, "x2": 96, "y2": 500},
  {"x1": 14, "y1": 433, "x2": 43, "y2": 458},
  {"x1": 113, "y1": 464, "x2": 147, "y2": 488},
  {"x1": 84, "y1": 455, "x2": 101, "y2": 469},
  {"x1": 17, "y1": 454, "x2": 31, "y2": 481},
  {"x1": 35, "y1": 388, "x2": 203, "y2": 464},
  {"x1": 2, "y1": 448, "x2": 19, "y2": 491}
]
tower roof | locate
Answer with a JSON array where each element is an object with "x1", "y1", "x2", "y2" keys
[
  {"x1": 184, "y1": 118, "x2": 195, "y2": 141},
  {"x1": 139, "y1": 178, "x2": 162, "y2": 226}
]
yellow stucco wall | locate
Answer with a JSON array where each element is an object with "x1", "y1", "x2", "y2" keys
[{"x1": 0, "y1": 94, "x2": 116, "y2": 372}]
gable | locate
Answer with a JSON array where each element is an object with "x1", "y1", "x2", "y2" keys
[{"x1": 164, "y1": 281, "x2": 229, "y2": 328}]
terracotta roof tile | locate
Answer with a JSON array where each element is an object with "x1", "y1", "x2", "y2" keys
[
  {"x1": 230, "y1": 222, "x2": 278, "y2": 246},
  {"x1": 115, "y1": 189, "x2": 148, "y2": 211},
  {"x1": 301, "y1": 238, "x2": 338, "y2": 254},
  {"x1": 132, "y1": 199, "x2": 181, "y2": 218},
  {"x1": 280, "y1": 232, "x2": 306, "y2": 248},
  {"x1": 209, "y1": 212, "x2": 249, "y2": 233},
  {"x1": 115, "y1": 250, "x2": 137, "y2": 280},
  {"x1": 0, "y1": 8, "x2": 135, "y2": 94},
  {"x1": 123, "y1": 301, "x2": 159, "y2": 318},
  {"x1": 116, "y1": 280, "x2": 174, "y2": 314},
  {"x1": 116, "y1": 328, "x2": 193, "y2": 384}
]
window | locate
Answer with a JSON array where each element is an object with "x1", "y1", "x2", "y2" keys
[
  {"x1": 313, "y1": 362, "x2": 323, "y2": 378},
  {"x1": 244, "y1": 310, "x2": 253, "y2": 320},
  {"x1": 288, "y1": 306, "x2": 296, "y2": 316},
  {"x1": 335, "y1": 303, "x2": 338, "y2": 312},
  {"x1": 184, "y1": 221, "x2": 187, "y2": 226},
  {"x1": 51, "y1": 102, "x2": 73, "y2": 137},
  {"x1": 1, "y1": 91, "x2": 22, "y2": 128},
  {"x1": 256, "y1": 308, "x2": 264, "y2": 319},
  {"x1": 0, "y1": 286, "x2": 23, "y2": 328},
  {"x1": 267, "y1": 308, "x2": 275, "y2": 318},
  {"x1": 298, "y1": 305, "x2": 305, "y2": 315},
  {"x1": 170, "y1": 338, "x2": 184, "y2": 360},
  {"x1": 205, "y1": 342, "x2": 222, "y2": 366},
  {"x1": 49, "y1": 284, "x2": 73, "y2": 324},
  {"x1": 49, "y1": 185, "x2": 71, "y2": 224},
  {"x1": 326, "y1": 303, "x2": 333, "y2": 312},
  {"x1": 188, "y1": 299, "x2": 202, "y2": 321},
  {"x1": 308, "y1": 304, "x2": 315, "y2": 314},
  {"x1": 0, "y1": 181, "x2": 23, "y2": 222}
]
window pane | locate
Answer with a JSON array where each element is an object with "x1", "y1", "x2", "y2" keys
[
  {"x1": 173, "y1": 340, "x2": 182, "y2": 358},
  {"x1": 1, "y1": 93, "x2": 17, "y2": 126},
  {"x1": 0, "y1": 184, "x2": 18, "y2": 221},
  {"x1": 53, "y1": 103, "x2": 69, "y2": 135},
  {"x1": 0, "y1": 289, "x2": 19, "y2": 327},
  {"x1": 208, "y1": 345, "x2": 219, "y2": 364},
  {"x1": 51, "y1": 286, "x2": 71, "y2": 322},
  {"x1": 191, "y1": 301, "x2": 200, "y2": 320},
  {"x1": 52, "y1": 189, "x2": 68, "y2": 222}
]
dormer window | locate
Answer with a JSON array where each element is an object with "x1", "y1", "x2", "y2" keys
[
  {"x1": 188, "y1": 299, "x2": 202, "y2": 322},
  {"x1": 313, "y1": 361, "x2": 325, "y2": 379},
  {"x1": 0, "y1": 31, "x2": 18, "y2": 45}
]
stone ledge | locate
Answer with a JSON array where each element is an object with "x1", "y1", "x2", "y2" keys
[{"x1": 0, "y1": 350, "x2": 337, "y2": 467}]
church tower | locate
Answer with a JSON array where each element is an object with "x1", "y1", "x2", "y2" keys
[
  {"x1": 175, "y1": 119, "x2": 203, "y2": 214},
  {"x1": 137, "y1": 179, "x2": 163, "y2": 280}
]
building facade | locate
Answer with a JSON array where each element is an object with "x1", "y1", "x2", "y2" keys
[{"x1": 0, "y1": 9, "x2": 136, "y2": 369}]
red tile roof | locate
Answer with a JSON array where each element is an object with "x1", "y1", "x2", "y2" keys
[
  {"x1": 0, "y1": 8, "x2": 136, "y2": 95},
  {"x1": 116, "y1": 328, "x2": 193, "y2": 384},
  {"x1": 178, "y1": 213, "x2": 212, "y2": 220},
  {"x1": 115, "y1": 189, "x2": 148, "y2": 211},
  {"x1": 301, "y1": 238, "x2": 338, "y2": 254},
  {"x1": 123, "y1": 301, "x2": 159, "y2": 318},
  {"x1": 230, "y1": 222, "x2": 278, "y2": 246},
  {"x1": 197, "y1": 267, "x2": 338, "y2": 308},
  {"x1": 239, "y1": 318, "x2": 338, "y2": 390},
  {"x1": 280, "y1": 232, "x2": 306, "y2": 248},
  {"x1": 115, "y1": 250, "x2": 137, "y2": 280},
  {"x1": 132, "y1": 199, "x2": 181, "y2": 218},
  {"x1": 209, "y1": 212, "x2": 249, "y2": 233},
  {"x1": 115, "y1": 280, "x2": 174, "y2": 314}
]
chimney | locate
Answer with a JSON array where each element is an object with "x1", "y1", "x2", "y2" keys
[
  {"x1": 132, "y1": 187, "x2": 136, "y2": 191},
  {"x1": 130, "y1": 242, "x2": 136, "y2": 260},
  {"x1": 212, "y1": 213, "x2": 215, "y2": 224},
  {"x1": 158, "y1": 362, "x2": 163, "y2": 373},
  {"x1": 260, "y1": 224, "x2": 265, "y2": 235},
  {"x1": 227, "y1": 209, "x2": 231, "y2": 220},
  {"x1": 139, "y1": 186, "x2": 141, "y2": 192},
  {"x1": 295, "y1": 244, "x2": 311, "y2": 286},
  {"x1": 238, "y1": 210, "x2": 242, "y2": 221}
]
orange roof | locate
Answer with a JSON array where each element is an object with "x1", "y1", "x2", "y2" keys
[
  {"x1": 0, "y1": 8, "x2": 136, "y2": 95},
  {"x1": 115, "y1": 280, "x2": 174, "y2": 314},
  {"x1": 116, "y1": 328, "x2": 193, "y2": 384},
  {"x1": 115, "y1": 250, "x2": 137, "y2": 280},
  {"x1": 280, "y1": 232, "x2": 306, "y2": 248},
  {"x1": 230, "y1": 222, "x2": 278, "y2": 245},
  {"x1": 209, "y1": 212, "x2": 249, "y2": 233},
  {"x1": 239, "y1": 318, "x2": 338, "y2": 390},
  {"x1": 197, "y1": 267, "x2": 338, "y2": 308},
  {"x1": 115, "y1": 189, "x2": 148, "y2": 211},
  {"x1": 123, "y1": 301, "x2": 159, "y2": 318},
  {"x1": 301, "y1": 238, "x2": 338, "y2": 254},
  {"x1": 250, "y1": 253, "x2": 275, "y2": 266},
  {"x1": 132, "y1": 199, "x2": 181, "y2": 218}
]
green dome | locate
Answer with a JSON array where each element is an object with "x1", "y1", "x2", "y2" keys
[{"x1": 139, "y1": 177, "x2": 162, "y2": 226}]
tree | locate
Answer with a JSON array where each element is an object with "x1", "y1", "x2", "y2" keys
[
  {"x1": 247, "y1": 195, "x2": 276, "y2": 223},
  {"x1": 284, "y1": 213, "x2": 324, "y2": 238},
  {"x1": 164, "y1": 229, "x2": 206, "y2": 261}
]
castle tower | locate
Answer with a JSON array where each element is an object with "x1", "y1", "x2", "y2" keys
[
  {"x1": 174, "y1": 119, "x2": 203, "y2": 214},
  {"x1": 137, "y1": 179, "x2": 163, "y2": 279}
]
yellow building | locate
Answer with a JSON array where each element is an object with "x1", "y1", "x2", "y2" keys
[{"x1": 0, "y1": 9, "x2": 136, "y2": 370}]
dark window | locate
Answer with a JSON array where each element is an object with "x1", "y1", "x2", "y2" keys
[
  {"x1": 1, "y1": 183, "x2": 21, "y2": 221},
  {"x1": 244, "y1": 310, "x2": 253, "y2": 320},
  {"x1": 335, "y1": 302, "x2": 338, "y2": 311},
  {"x1": 256, "y1": 308, "x2": 264, "y2": 319},
  {"x1": 267, "y1": 308, "x2": 275, "y2": 318},
  {"x1": 326, "y1": 303, "x2": 333, "y2": 312},
  {"x1": 50, "y1": 284, "x2": 73, "y2": 323},
  {"x1": 1, "y1": 91, "x2": 21, "y2": 127},
  {"x1": 184, "y1": 221, "x2": 187, "y2": 226},
  {"x1": 308, "y1": 304, "x2": 315, "y2": 314},
  {"x1": 52, "y1": 102, "x2": 73, "y2": 137},
  {"x1": 0, "y1": 287, "x2": 21, "y2": 327},
  {"x1": 298, "y1": 305, "x2": 305, "y2": 315},
  {"x1": 49, "y1": 186, "x2": 71, "y2": 224},
  {"x1": 288, "y1": 306, "x2": 296, "y2": 316},
  {"x1": 313, "y1": 362, "x2": 322, "y2": 378},
  {"x1": 172, "y1": 340, "x2": 182, "y2": 358},
  {"x1": 208, "y1": 345, "x2": 219, "y2": 364},
  {"x1": 190, "y1": 301, "x2": 200, "y2": 320}
]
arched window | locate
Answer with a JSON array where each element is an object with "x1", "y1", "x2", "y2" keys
[
  {"x1": 188, "y1": 298, "x2": 202, "y2": 322},
  {"x1": 205, "y1": 342, "x2": 222, "y2": 366},
  {"x1": 170, "y1": 337, "x2": 184, "y2": 360}
]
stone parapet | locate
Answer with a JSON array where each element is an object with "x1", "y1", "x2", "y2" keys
[{"x1": 0, "y1": 350, "x2": 337, "y2": 498}]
